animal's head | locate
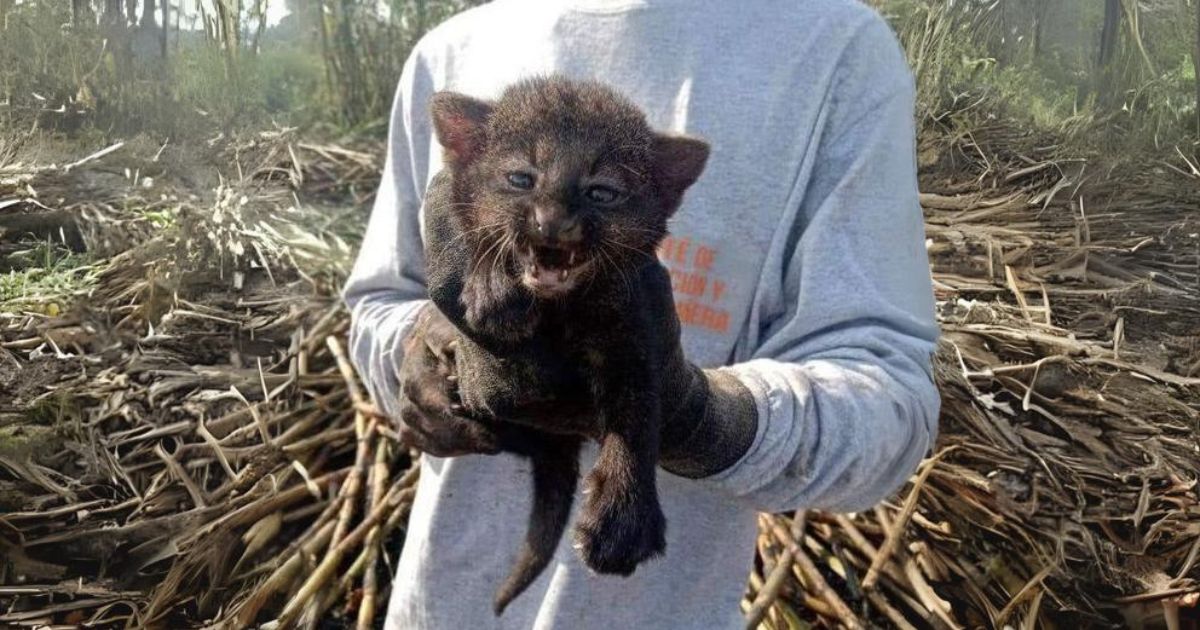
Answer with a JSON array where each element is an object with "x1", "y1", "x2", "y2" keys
[{"x1": 430, "y1": 76, "x2": 709, "y2": 298}]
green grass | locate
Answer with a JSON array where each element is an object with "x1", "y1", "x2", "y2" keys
[{"x1": 0, "y1": 241, "x2": 101, "y2": 314}]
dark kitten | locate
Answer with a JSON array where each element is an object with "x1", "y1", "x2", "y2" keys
[{"x1": 421, "y1": 76, "x2": 709, "y2": 615}]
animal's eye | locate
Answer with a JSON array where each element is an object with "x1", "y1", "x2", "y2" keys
[
  {"x1": 506, "y1": 172, "x2": 535, "y2": 190},
  {"x1": 585, "y1": 185, "x2": 620, "y2": 205}
]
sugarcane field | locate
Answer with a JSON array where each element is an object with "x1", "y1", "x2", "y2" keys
[{"x1": 1, "y1": 1, "x2": 1199, "y2": 629}]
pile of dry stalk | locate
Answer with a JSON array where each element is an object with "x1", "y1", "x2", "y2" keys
[
  {"x1": 0, "y1": 118, "x2": 1197, "y2": 629},
  {"x1": 744, "y1": 122, "x2": 1200, "y2": 629}
]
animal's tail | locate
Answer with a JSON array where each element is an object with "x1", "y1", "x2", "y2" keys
[{"x1": 493, "y1": 436, "x2": 582, "y2": 616}]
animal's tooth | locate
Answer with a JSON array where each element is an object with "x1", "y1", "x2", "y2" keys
[
  {"x1": 560, "y1": 269, "x2": 569, "y2": 281},
  {"x1": 569, "y1": 250, "x2": 577, "y2": 265}
]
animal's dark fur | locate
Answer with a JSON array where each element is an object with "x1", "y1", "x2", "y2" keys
[{"x1": 421, "y1": 76, "x2": 709, "y2": 615}]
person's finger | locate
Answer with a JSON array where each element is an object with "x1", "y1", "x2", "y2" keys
[
  {"x1": 400, "y1": 407, "x2": 465, "y2": 457},
  {"x1": 405, "y1": 377, "x2": 448, "y2": 414},
  {"x1": 404, "y1": 311, "x2": 434, "y2": 353},
  {"x1": 397, "y1": 424, "x2": 422, "y2": 451},
  {"x1": 431, "y1": 335, "x2": 457, "y2": 368},
  {"x1": 422, "y1": 334, "x2": 443, "y2": 361},
  {"x1": 438, "y1": 408, "x2": 500, "y2": 455},
  {"x1": 458, "y1": 417, "x2": 501, "y2": 454},
  {"x1": 401, "y1": 357, "x2": 450, "y2": 409},
  {"x1": 428, "y1": 336, "x2": 457, "y2": 370},
  {"x1": 415, "y1": 304, "x2": 436, "y2": 328},
  {"x1": 400, "y1": 396, "x2": 499, "y2": 456},
  {"x1": 434, "y1": 353, "x2": 455, "y2": 379}
]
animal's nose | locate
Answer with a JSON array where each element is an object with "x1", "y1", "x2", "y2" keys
[{"x1": 532, "y1": 206, "x2": 582, "y2": 244}]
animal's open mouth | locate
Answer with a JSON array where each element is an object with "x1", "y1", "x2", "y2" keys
[{"x1": 521, "y1": 244, "x2": 589, "y2": 294}]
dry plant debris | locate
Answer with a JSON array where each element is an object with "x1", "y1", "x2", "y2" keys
[{"x1": 0, "y1": 121, "x2": 1197, "y2": 629}]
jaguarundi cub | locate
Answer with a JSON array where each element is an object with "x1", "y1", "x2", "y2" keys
[{"x1": 420, "y1": 76, "x2": 709, "y2": 615}]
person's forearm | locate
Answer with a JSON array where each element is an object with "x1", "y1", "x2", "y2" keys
[
  {"x1": 703, "y1": 348, "x2": 939, "y2": 514},
  {"x1": 345, "y1": 294, "x2": 429, "y2": 418},
  {"x1": 342, "y1": 44, "x2": 438, "y2": 421},
  {"x1": 655, "y1": 338, "x2": 937, "y2": 513},
  {"x1": 659, "y1": 364, "x2": 758, "y2": 479}
]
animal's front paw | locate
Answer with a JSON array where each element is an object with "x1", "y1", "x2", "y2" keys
[{"x1": 573, "y1": 468, "x2": 666, "y2": 575}]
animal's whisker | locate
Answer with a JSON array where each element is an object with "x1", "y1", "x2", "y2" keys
[
  {"x1": 616, "y1": 162, "x2": 645, "y2": 178},
  {"x1": 426, "y1": 200, "x2": 488, "y2": 214},
  {"x1": 471, "y1": 228, "x2": 509, "y2": 276},
  {"x1": 597, "y1": 244, "x2": 634, "y2": 299},
  {"x1": 489, "y1": 229, "x2": 514, "y2": 277},
  {"x1": 602, "y1": 237, "x2": 655, "y2": 260},
  {"x1": 618, "y1": 225, "x2": 668, "y2": 236},
  {"x1": 446, "y1": 221, "x2": 509, "y2": 248},
  {"x1": 594, "y1": 143, "x2": 651, "y2": 179}
]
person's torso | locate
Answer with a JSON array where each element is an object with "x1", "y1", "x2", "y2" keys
[{"x1": 389, "y1": 1, "x2": 882, "y2": 627}]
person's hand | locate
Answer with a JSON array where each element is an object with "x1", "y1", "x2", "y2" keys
[
  {"x1": 395, "y1": 304, "x2": 501, "y2": 457},
  {"x1": 657, "y1": 361, "x2": 758, "y2": 478}
]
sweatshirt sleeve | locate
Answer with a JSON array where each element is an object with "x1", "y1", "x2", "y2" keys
[
  {"x1": 341, "y1": 50, "x2": 438, "y2": 420},
  {"x1": 702, "y1": 17, "x2": 941, "y2": 514}
]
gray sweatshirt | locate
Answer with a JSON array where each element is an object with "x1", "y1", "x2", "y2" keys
[{"x1": 342, "y1": 0, "x2": 941, "y2": 627}]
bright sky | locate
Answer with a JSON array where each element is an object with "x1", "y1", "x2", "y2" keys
[{"x1": 266, "y1": 2, "x2": 289, "y2": 26}]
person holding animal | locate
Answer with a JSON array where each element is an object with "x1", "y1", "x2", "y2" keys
[{"x1": 343, "y1": 0, "x2": 941, "y2": 628}]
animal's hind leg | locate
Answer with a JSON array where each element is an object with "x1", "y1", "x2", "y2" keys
[
  {"x1": 493, "y1": 433, "x2": 582, "y2": 615},
  {"x1": 573, "y1": 386, "x2": 666, "y2": 576}
]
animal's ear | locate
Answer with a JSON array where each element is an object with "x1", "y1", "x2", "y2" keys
[
  {"x1": 651, "y1": 134, "x2": 710, "y2": 205},
  {"x1": 430, "y1": 91, "x2": 494, "y2": 167}
]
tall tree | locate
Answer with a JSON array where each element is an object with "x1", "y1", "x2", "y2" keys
[
  {"x1": 160, "y1": 0, "x2": 169, "y2": 58},
  {"x1": 1097, "y1": 0, "x2": 1122, "y2": 106},
  {"x1": 215, "y1": 0, "x2": 241, "y2": 55},
  {"x1": 214, "y1": 0, "x2": 242, "y2": 97},
  {"x1": 250, "y1": 0, "x2": 270, "y2": 55},
  {"x1": 103, "y1": 0, "x2": 125, "y2": 26},
  {"x1": 1031, "y1": 1, "x2": 1047, "y2": 57},
  {"x1": 0, "y1": 0, "x2": 10, "y2": 31},
  {"x1": 316, "y1": 0, "x2": 335, "y2": 111},
  {"x1": 1119, "y1": 0, "x2": 1155, "y2": 75},
  {"x1": 197, "y1": 0, "x2": 213, "y2": 42},
  {"x1": 143, "y1": 0, "x2": 157, "y2": 28},
  {"x1": 71, "y1": 0, "x2": 93, "y2": 27},
  {"x1": 1195, "y1": 0, "x2": 1200, "y2": 134},
  {"x1": 1099, "y1": 0, "x2": 1121, "y2": 69},
  {"x1": 332, "y1": 0, "x2": 366, "y2": 122}
]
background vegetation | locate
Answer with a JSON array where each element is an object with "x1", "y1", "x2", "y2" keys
[
  {"x1": 875, "y1": 0, "x2": 1200, "y2": 150},
  {"x1": 0, "y1": 0, "x2": 1197, "y2": 149},
  {"x1": 0, "y1": 0, "x2": 486, "y2": 137},
  {"x1": 1, "y1": 1, "x2": 1199, "y2": 629}
]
